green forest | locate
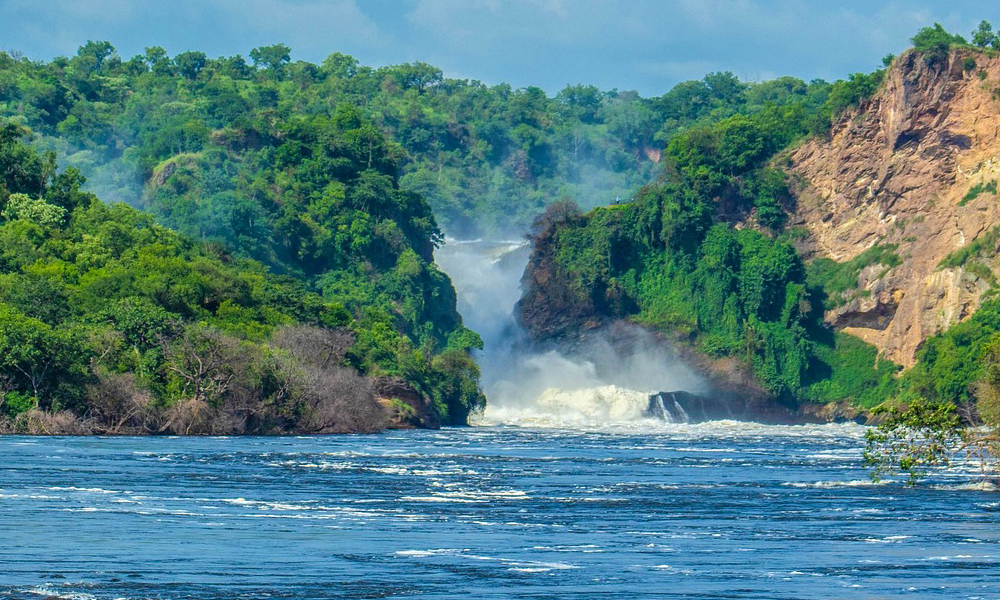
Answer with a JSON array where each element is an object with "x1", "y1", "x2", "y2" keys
[
  {"x1": 0, "y1": 41, "x2": 666, "y2": 238},
  {"x1": 0, "y1": 22, "x2": 999, "y2": 438},
  {"x1": 0, "y1": 113, "x2": 484, "y2": 433}
]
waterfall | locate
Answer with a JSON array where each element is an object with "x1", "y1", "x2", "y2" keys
[
  {"x1": 435, "y1": 239, "x2": 704, "y2": 426},
  {"x1": 673, "y1": 398, "x2": 691, "y2": 424},
  {"x1": 656, "y1": 395, "x2": 671, "y2": 423}
]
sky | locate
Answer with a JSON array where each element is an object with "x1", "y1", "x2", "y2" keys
[{"x1": 0, "y1": 0, "x2": 995, "y2": 96}]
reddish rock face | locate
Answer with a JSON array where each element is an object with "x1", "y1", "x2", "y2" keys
[{"x1": 788, "y1": 48, "x2": 1000, "y2": 367}]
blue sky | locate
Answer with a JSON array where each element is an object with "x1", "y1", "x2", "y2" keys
[{"x1": 0, "y1": 0, "x2": 994, "y2": 96}]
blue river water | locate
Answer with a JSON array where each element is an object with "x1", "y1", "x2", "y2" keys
[{"x1": 0, "y1": 423, "x2": 998, "y2": 600}]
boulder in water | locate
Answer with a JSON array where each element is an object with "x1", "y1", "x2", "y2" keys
[
  {"x1": 643, "y1": 390, "x2": 814, "y2": 424},
  {"x1": 643, "y1": 391, "x2": 718, "y2": 423}
]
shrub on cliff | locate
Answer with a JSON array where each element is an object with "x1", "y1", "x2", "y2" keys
[{"x1": 912, "y1": 23, "x2": 967, "y2": 66}]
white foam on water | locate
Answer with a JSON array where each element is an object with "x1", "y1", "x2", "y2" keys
[
  {"x1": 782, "y1": 479, "x2": 890, "y2": 489},
  {"x1": 22, "y1": 587, "x2": 98, "y2": 600},
  {"x1": 47, "y1": 486, "x2": 119, "y2": 494},
  {"x1": 394, "y1": 548, "x2": 464, "y2": 557},
  {"x1": 475, "y1": 384, "x2": 654, "y2": 427},
  {"x1": 438, "y1": 239, "x2": 710, "y2": 430},
  {"x1": 647, "y1": 564, "x2": 695, "y2": 574},
  {"x1": 0, "y1": 492, "x2": 62, "y2": 500},
  {"x1": 401, "y1": 495, "x2": 483, "y2": 503},
  {"x1": 931, "y1": 481, "x2": 1000, "y2": 491},
  {"x1": 399, "y1": 488, "x2": 529, "y2": 504},
  {"x1": 860, "y1": 535, "x2": 911, "y2": 544},
  {"x1": 394, "y1": 540, "x2": 583, "y2": 573},
  {"x1": 506, "y1": 560, "x2": 579, "y2": 573},
  {"x1": 476, "y1": 401, "x2": 869, "y2": 439}
]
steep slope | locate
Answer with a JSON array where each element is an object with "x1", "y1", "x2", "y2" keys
[{"x1": 788, "y1": 48, "x2": 1000, "y2": 367}]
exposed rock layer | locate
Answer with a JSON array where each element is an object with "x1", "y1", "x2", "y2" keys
[{"x1": 788, "y1": 48, "x2": 1000, "y2": 366}]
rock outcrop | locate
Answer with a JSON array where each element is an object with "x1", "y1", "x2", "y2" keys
[
  {"x1": 788, "y1": 48, "x2": 1000, "y2": 366},
  {"x1": 516, "y1": 222, "x2": 606, "y2": 344},
  {"x1": 644, "y1": 391, "x2": 825, "y2": 424},
  {"x1": 375, "y1": 378, "x2": 441, "y2": 429},
  {"x1": 516, "y1": 47, "x2": 1000, "y2": 420}
]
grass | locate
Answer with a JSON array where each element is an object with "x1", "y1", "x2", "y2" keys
[
  {"x1": 939, "y1": 225, "x2": 1000, "y2": 269},
  {"x1": 959, "y1": 179, "x2": 997, "y2": 206},
  {"x1": 808, "y1": 243, "x2": 902, "y2": 306},
  {"x1": 964, "y1": 261, "x2": 997, "y2": 286},
  {"x1": 802, "y1": 332, "x2": 901, "y2": 408}
]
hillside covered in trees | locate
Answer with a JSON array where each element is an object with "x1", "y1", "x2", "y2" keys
[
  {"x1": 515, "y1": 71, "x2": 896, "y2": 408},
  {"x1": 0, "y1": 37, "x2": 877, "y2": 240},
  {"x1": 0, "y1": 37, "x2": 850, "y2": 430},
  {"x1": 0, "y1": 121, "x2": 483, "y2": 433},
  {"x1": 0, "y1": 41, "x2": 669, "y2": 238}
]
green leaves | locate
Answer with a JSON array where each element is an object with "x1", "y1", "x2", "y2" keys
[
  {"x1": 0, "y1": 123, "x2": 47, "y2": 196},
  {"x1": 972, "y1": 20, "x2": 998, "y2": 49},
  {"x1": 865, "y1": 345, "x2": 996, "y2": 487},
  {"x1": 716, "y1": 115, "x2": 769, "y2": 175},
  {"x1": 822, "y1": 71, "x2": 885, "y2": 122},
  {"x1": 0, "y1": 303, "x2": 90, "y2": 408},
  {"x1": 2, "y1": 193, "x2": 66, "y2": 228},
  {"x1": 0, "y1": 133, "x2": 469, "y2": 430},
  {"x1": 864, "y1": 398, "x2": 964, "y2": 485},
  {"x1": 541, "y1": 186, "x2": 815, "y2": 399},
  {"x1": 911, "y1": 23, "x2": 967, "y2": 66},
  {"x1": 249, "y1": 44, "x2": 291, "y2": 74}
]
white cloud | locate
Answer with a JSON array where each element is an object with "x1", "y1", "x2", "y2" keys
[{"x1": 224, "y1": 0, "x2": 386, "y2": 54}]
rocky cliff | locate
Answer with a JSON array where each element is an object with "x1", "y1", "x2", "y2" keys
[{"x1": 788, "y1": 48, "x2": 1000, "y2": 367}]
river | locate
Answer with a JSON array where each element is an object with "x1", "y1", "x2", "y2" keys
[{"x1": 1, "y1": 428, "x2": 997, "y2": 599}]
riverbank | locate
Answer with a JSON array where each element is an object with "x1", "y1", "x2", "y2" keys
[{"x1": 0, "y1": 377, "x2": 441, "y2": 435}]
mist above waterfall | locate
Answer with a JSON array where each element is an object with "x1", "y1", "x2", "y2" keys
[{"x1": 435, "y1": 238, "x2": 704, "y2": 425}]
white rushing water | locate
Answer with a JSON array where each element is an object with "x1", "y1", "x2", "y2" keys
[{"x1": 434, "y1": 239, "x2": 705, "y2": 427}]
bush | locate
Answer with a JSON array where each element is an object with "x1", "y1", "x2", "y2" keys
[
  {"x1": 911, "y1": 23, "x2": 966, "y2": 66},
  {"x1": 1, "y1": 390, "x2": 36, "y2": 418},
  {"x1": 823, "y1": 70, "x2": 885, "y2": 120},
  {"x1": 939, "y1": 226, "x2": 1000, "y2": 268},
  {"x1": 803, "y1": 333, "x2": 900, "y2": 407},
  {"x1": 905, "y1": 299, "x2": 1000, "y2": 405},
  {"x1": 807, "y1": 244, "x2": 901, "y2": 306}
]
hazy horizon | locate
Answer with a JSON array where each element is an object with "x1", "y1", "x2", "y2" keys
[{"x1": 2, "y1": 0, "x2": 998, "y2": 96}]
